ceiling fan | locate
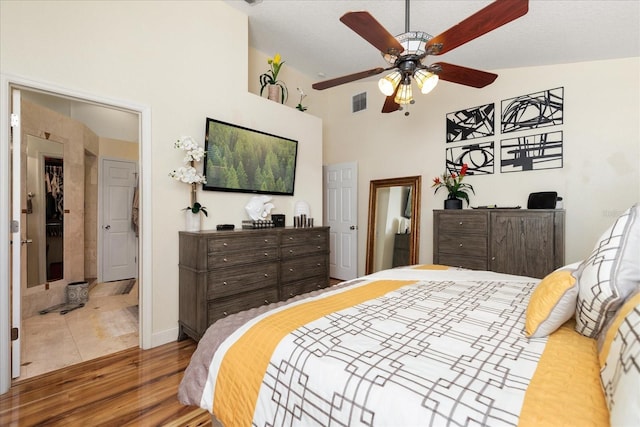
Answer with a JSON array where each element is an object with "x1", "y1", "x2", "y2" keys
[{"x1": 312, "y1": 0, "x2": 529, "y2": 115}]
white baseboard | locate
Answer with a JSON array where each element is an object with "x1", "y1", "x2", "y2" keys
[{"x1": 150, "y1": 326, "x2": 179, "y2": 348}]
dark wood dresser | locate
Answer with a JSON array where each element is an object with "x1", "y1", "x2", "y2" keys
[
  {"x1": 433, "y1": 209, "x2": 565, "y2": 279},
  {"x1": 178, "y1": 227, "x2": 329, "y2": 341}
]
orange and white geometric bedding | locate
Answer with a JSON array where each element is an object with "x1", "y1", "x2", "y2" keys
[{"x1": 178, "y1": 266, "x2": 608, "y2": 427}]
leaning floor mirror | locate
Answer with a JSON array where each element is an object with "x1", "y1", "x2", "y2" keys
[{"x1": 366, "y1": 175, "x2": 421, "y2": 274}]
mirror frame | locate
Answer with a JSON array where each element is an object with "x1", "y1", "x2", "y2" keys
[{"x1": 365, "y1": 175, "x2": 421, "y2": 274}]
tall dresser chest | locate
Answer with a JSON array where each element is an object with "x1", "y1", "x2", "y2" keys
[{"x1": 433, "y1": 209, "x2": 564, "y2": 279}]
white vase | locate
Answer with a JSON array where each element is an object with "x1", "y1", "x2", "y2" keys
[{"x1": 185, "y1": 210, "x2": 201, "y2": 232}]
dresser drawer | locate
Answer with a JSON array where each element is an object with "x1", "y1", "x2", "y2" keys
[
  {"x1": 208, "y1": 248, "x2": 278, "y2": 268},
  {"x1": 437, "y1": 233, "x2": 487, "y2": 257},
  {"x1": 281, "y1": 242, "x2": 327, "y2": 258},
  {"x1": 438, "y1": 213, "x2": 488, "y2": 234},
  {"x1": 208, "y1": 287, "x2": 278, "y2": 324},
  {"x1": 281, "y1": 276, "x2": 329, "y2": 301},
  {"x1": 281, "y1": 254, "x2": 327, "y2": 283},
  {"x1": 281, "y1": 228, "x2": 328, "y2": 247},
  {"x1": 207, "y1": 263, "x2": 278, "y2": 299},
  {"x1": 208, "y1": 232, "x2": 278, "y2": 253},
  {"x1": 436, "y1": 253, "x2": 487, "y2": 270}
]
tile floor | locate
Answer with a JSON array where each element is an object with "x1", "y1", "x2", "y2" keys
[{"x1": 17, "y1": 279, "x2": 139, "y2": 381}]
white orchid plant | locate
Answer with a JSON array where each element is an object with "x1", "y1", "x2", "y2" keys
[{"x1": 169, "y1": 136, "x2": 208, "y2": 216}]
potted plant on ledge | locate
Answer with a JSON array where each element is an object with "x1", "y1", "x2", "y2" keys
[
  {"x1": 259, "y1": 53, "x2": 288, "y2": 104},
  {"x1": 432, "y1": 163, "x2": 475, "y2": 209}
]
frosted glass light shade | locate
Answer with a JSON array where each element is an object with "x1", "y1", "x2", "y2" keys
[
  {"x1": 378, "y1": 71, "x2": 402, "y2": 96},
  {"x1": 394, "y1": 83, "x2": 413, "y2": 105},
  {"x1": 414, "y1": 69, "x2": 439, "y2": 94}
]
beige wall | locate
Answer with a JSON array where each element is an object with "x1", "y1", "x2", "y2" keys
[
  {"x1": 99, "y1": 137, "x2": 138, "y2": 161},
  {"x1": 319, "y1": 57, "x2": 640, "y2": 274},
  {"x1": 1, "y1": 1, "x2": 323, "y2": 345}
]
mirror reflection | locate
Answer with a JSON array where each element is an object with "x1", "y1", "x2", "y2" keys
[
  {"x1": 26, "y1": 135, "x2": 64, "y2": 287},
  {"x1": 366, "y1": 176, "x2": 421, "y2": 274}
]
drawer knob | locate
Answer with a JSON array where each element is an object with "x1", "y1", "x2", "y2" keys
[
  {"x1": 264, "y1": 273, "x2": 268, "y2": 277},
  {"x1": 264, "y1": 299, "x2": 270, "y2": 304},
  {"x1": 459, "y1": 221, "x2": 463, "y2": 225},
  {"x1": 288, "y1": 236, "x2": 294, "y2": 240},
  {"x1": 223, "y1": 242, "x2": 228, "y2": 247},
  {"x1": 316, "y1": 263, "x2": 321, "y2": 267},
  {"x1": 289, "y1": 292, "x2": 294, "y2": 297},
  {"x1": 459, "y1": 243, "x2": 463, "y2": 248},
  {"x1": 264, "y1": 239, "x2": 268, "y2": 243},
  {"x1": 223, "y1": 311, "x2": 228, "y2": 316},
  {"x1": 223, "y1": 258, "x2": 228, "y2": 262},
  {"x1": 317, "y1": 246, "x2": 321, "y2": 249},
  {"x1": 289, "y1": 268, "x2": 294, "y2": 272},
  {"x1": 289, "y1": 249, "x2": 294, "y2": 254},
  {"x1": 264, "y1": 252, "x2": 268, "y2": 257},
  {"x1": 223, "y1": 281, "x2": 228, "y2": 286}
]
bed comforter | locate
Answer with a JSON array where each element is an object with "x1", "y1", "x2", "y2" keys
[{"x1": 178, "y1": 266, "x2": 608, "y2": 427}]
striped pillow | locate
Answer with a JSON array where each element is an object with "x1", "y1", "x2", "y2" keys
[
  {"x1": 575, "y1": 204, "x2": 640, "y2": 338},
  {"x1": 598, "y1": 291, "x2": 640, "y2": 427}
]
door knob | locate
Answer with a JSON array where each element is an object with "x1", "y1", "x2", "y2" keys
[
  {"x1": 104, "y1": 225, "x2": 111, "y2": 230},
  {"x1": 350, "y1": 225, "x2": 357, "y2": 230},
  {"x1": 21, "y1": 239, "x2": 33, "y2": 245}
]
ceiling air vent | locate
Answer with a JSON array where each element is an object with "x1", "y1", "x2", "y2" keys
[{"x1": 352, "y1": 92, "x2": 367, "y2": 113}]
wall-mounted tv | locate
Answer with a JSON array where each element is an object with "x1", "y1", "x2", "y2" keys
[{"x1": 203, "y1": 117, "x2": 298, "y2": 196}]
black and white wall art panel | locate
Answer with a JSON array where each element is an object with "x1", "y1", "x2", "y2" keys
[
  {"x1": 446, "y1": 141, "x2": 495, "y2": 176},
  {"x1": 500, "y1": 131, "x2": 563, "y2": 173},
  {"x1": 501, "y1": 87, "x2": 564, "y2": 134},
  {"x1": 446, "y1": 103, "x2": 495, "y2": 142}
]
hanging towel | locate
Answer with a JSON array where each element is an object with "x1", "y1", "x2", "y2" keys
[{"x1": 131, "y1": 185, "x2": 139, "y2": 237}]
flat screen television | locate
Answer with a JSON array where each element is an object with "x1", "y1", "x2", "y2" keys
[{"x1": 203, "y1": 117, "x2": 298, "y2": 196}]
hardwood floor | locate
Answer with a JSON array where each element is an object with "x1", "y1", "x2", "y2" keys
[{"x1": 0, "y1": 339, "x2": 211, "y2": 426}]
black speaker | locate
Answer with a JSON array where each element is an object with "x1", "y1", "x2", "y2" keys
[
  {"x1": 271, "y1": 214, "x2": 285, "y2": 227},
  {"x1": 527, "y1": 192, "x2": 558, "y2": 209}
]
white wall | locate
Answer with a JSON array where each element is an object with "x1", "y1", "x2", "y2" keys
[
  {"x1": 321, "y1": 57, "x2": 640, "y2": 274},
  {"x1": 0, "y1": 1, "x2": 323, "y2": 348}
]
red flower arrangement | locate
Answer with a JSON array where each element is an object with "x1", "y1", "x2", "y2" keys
[{"x1": 432, "y1": 163, "x2": 475, "y2": 206}]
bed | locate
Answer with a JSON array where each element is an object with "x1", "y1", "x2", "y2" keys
[{"x1": 178, "y1": 204, "x2": 640, "y2": 427}]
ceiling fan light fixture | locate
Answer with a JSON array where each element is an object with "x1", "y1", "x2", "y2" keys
[
  {"x1": 394, "y1": 82, "x2": 413, "y2": 105},
  {"x1": 378, "y1": 71, "x2": 402, "y2": 96},
  {"x1": 414, "y1": 69, "x2": 439, "y2": 94}
]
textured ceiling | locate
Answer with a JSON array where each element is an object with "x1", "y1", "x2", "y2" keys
[{"x1": 224, "y1": 0, "x2": 640, "y2": 84}]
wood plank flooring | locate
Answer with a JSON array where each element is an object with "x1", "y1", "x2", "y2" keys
[{"x1": 0, "y1": 339, "x2": 210, "y2": 426}]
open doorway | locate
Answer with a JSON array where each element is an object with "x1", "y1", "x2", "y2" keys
[{"x1": 13, "y1": 87, "x2": 141, "y2": 380}]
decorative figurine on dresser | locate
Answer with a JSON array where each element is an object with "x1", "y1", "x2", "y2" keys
[
  {"x1": 433, "y1": 208, "x2": 565, "y2": 279},
  {"x1": 177, "y1": 226, "x2": 330, "y2": 341}
]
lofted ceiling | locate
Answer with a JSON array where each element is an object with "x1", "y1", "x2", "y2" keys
[{"x1": 224, "y1": 0, "x2": 640, "y2": 84}]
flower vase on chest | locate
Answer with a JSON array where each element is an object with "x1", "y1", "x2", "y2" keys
[
  {"x1": 432, "y1": 163, "x2": 475, "y2": 210},
  {"x1": 169, "y1": 136, "x2": 208, "y2": 232},
  {"x1": 185, "y1": 209, "x2": 201, "y2": 232},
  {"x1": 444, "y1": 196, "x2": 463, "y2": 210}
]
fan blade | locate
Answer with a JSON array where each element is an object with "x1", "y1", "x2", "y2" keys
[
  {"x1": 340, "y1": 11, "x2": 404, "y2": 55},
  {"x1": 434, "y1": 62, "x2": 498, "y2": 88},
  {"x1": 312, "y1": 67, "x2": 385, "y2": 90},
  {"x1": 382, "y1": 85, "x2": 401, "y2": 113},
  {"x1": 426, "y1": 0, "x2": 529, "y2": 55}
]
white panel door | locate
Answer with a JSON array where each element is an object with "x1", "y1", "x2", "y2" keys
[
  {"x1": 324, "y1": 162, "x2": 358, "y2": 280},
  {"x1": 10, "y1": 89, "x2": 22, "y2": 378},
  {"x1": 102, "y1": 159, "x2": 137, "y2": 282}
]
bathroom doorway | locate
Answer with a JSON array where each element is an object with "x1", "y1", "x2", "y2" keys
[{"x1": 11, "y1": 86, "x2": 142, "y2": 380}]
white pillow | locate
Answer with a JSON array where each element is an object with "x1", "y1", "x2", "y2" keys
[{"x1": 575, "y1": 203, "x2": 640, "y2": 338}]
